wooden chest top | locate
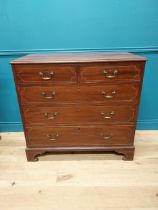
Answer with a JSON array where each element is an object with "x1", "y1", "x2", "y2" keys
[{"x1": 11, "y1": 53, "x2": 146, "y2": 64}]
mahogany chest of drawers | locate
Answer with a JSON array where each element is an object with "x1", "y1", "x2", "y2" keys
[{"x1": 11, "y1": 53, "x2": 146, "y2": 161}]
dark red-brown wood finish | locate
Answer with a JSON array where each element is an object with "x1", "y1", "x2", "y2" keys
[{"x1": 11, "y1": 53, "x2": 146, "y2": 161}]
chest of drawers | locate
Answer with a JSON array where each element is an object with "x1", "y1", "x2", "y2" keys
[{"x1": 11, "y1": 53, "x2": 146, "y2": 161}]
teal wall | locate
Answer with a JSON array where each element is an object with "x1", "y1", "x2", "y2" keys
[{"x1": 0, "y1": 0, "x2": 158, "y2": 131}]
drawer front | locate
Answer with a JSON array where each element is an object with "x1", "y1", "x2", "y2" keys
[
  {"x1": 23, "y1": 106, "x2": 136, "y2": 125},
  {"x1": 14, "y1": 64, "x2": 77, "y2": 84},
  {"x1": 80, "y1": 63, "x2": 143, "y2": 83},
  {"x1": 19, "y1": 83, "x2": 139, "y2": 104},
  {"x1": 26, "y1": 125, "x2": 134, "y2": 147}
]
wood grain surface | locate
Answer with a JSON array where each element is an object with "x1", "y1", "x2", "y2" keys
[
  {"x1": 11, "y1": 53, "x2": 146, "y2": 64},
  {"x1": 0, "y1": 131, "x2": 157, "y2": 210}
]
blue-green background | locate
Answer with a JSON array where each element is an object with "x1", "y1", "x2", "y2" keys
[{"x1": 0, "y1": 0, "x2": 158, "y2": 131}]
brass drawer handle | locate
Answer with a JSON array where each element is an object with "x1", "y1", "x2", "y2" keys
[
  {"x1": 100, "y1": 133, "x2": 112, "y2": 140},
  {"x1": 101, "y1": 90, "x2": 116, "y2": 99},
  {"x1": 38, "y1": 71, "x2": 54, "y2": 80},
  {"x1": 41, "y1": 91, "x2": 56, "y2": 99},
  {"x1": 103, "y1": 70, "x2": 118, "y2": 79},
  {"x1": 47, "y1": 133, "x2": 59, "y2": 141},
  {"x1": 101, "y1": 111, "x2": 115, "y2": 119},
  {"x1": 44, "y1": 112, "x2": 58, "y2": 120}
]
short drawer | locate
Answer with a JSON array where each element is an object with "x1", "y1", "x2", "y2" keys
[
  {"x1": 80, "y1": 63, "x2": 144, "y2": 83},
  {"x1": 13, "y1": 64, "x2": 77, "y2": 84},
  {"x1": 18, "y1": 83, "x2": 140, "y2": 104},
  {"x1": 26, "y1": 125, "x2": 135, "y2": 147},
  {"x1": 23, "y1": 105, "x2": 136, "y2": 125}
]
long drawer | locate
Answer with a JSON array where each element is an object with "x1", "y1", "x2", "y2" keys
[
  {"x1": 18, "y1": 83, "x2": 140, "y2": 104},
  {"x1": 23, "y1": 105, "x2": 136, "y2": 125},
  {"x1": 26, "y1": 125, "x2": 135, "y2": 147}
]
